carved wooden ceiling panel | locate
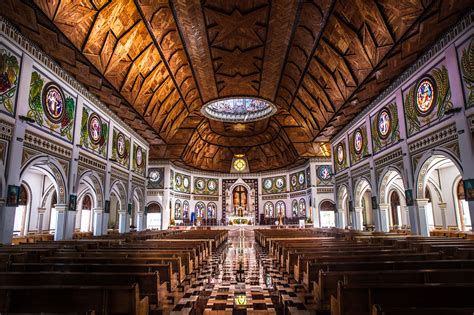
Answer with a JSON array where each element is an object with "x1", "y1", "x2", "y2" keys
[{"x1": 3, "y1": 0, "x2": 471, "y2": 172}]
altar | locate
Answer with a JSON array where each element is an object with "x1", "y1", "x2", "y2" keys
[{"x1": 228, "y1": 215, "x2": 254, "y2": 225}]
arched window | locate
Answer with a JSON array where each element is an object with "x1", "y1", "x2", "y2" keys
[
  {"x1": 174, "y1": 200, "x2": 182, "y2": 219},
  {"x1": 264, "y1": 202, "x2": 274, "y2": 217},
  {"x1": 183, "y1": 201, "x2": 189, "y2": 219},
  {"x1": 299, "y1": 199, "x2": 306, "y2": 217},
  {"x1": 292, "y1": 200, "x2": 298, "y2": 217},
  {"x1": 195, "y1": 202, "x2": 205, "y2": 218},
  {"x1": 275, "y1": 201, "x2": 286, "y2": 217},
  {"x1": 319, "y1": 200, "x2": 336, "y2": 228},
  {"x1": 207, "y1": 202, "x2": 217, "y2": 218},
  {"x1": 146, "y1": 202, "x2": 162, "y2": 230},
  {"x1": 80, "y1": 194, "x2": 93, "y2": 232}
]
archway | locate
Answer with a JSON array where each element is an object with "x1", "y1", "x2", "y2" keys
[
  {"x1": 319, "y1": 199, "x2": 336, "y2": 228},
  {"x1": 108, "y1": 180, "x2": 127, "y2": 231},
  {"x1": 415, "y1": 152, "x2": 469, "y2": 233},
  {"x1": 78, "y1": 194, "x2": 92, "y2": 232},
  {"x1": 379, "y1": 168, "x2": 408, "y2": 230},
  {"x1": 146, "y1": 202, "x2": 162, "y2": 229},
  {"x1": 18, "y1": 155, "x2": 68, "y2": 237},
  {"x1": 13, "y1": 183, "x2": 31, "y2": 236},
  {"x1": 336, "y1": 185, "x2": 350, "y2": 228},
  {"x1": 354, "y1": 178, "x2": 372, "y2": 230}
]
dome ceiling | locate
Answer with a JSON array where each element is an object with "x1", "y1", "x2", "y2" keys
[{"x1": 2, "y1": 0, "x2": 470, "y2": 172}]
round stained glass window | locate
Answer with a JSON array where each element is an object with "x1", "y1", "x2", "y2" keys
[
  {"x1": 378, "y1": 108, "x2": 391, "y2": 139},
  {"x1": 196, "y1": 179, "x2": 205, "y2": 190},
  {"x1": 88, "y1": 113, "x2": 102, "y2": 145},
  {"x1": 149, "y1": 170, "x2": 160, "y2": 182},
  {"x1": 416, "y1": 78, "x2": 436, "y2": 115},
  {"x1": 317, "y1": 166, "x2": 332, "y2": 181},
  {"x1": 208, "y1": 180, "x2": 217, "y2": 191},
  {"x1": 201, "y1": 97, "x2": 277, "y2": 122},
  {"x1": 353, "y1": 129, "x2": 363, "y2": 154},
  {"x1": 42, "y1": 82, "x2": 65, "y2": 123},
  {"x1": 183, "y1": 177, "x2": 190, "y2": 188},
  {"x1": 275, "y1": 177, "x2": 284, "y2": 189},
  {"x1": 291, "y1": 175, "x2": 297, "y2": 187},
  {"x1": 337, "y1": 144, "x2": 344, "y2": 165},
  {"x1": 233, "y1": 158, "x2": 247, "y2": 171},
  {"x1": 175, "y1": 175, "x2": 182, "y2": 187},
  {"x1": 116, "y1": 133, "x2": 126, "y2": 158},
  {"x1": 298, "y1": 173, "x2": 305, "y2": 185},
  {"x1": 264, "y1": 179, "x2": 272, "y2": 190}
]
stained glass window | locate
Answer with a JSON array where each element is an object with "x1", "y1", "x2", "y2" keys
[{"x1": 416, "y1": 78, "x2": 435, "y2": 114}]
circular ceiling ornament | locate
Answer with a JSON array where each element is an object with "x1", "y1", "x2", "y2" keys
[
  {"x1": 88, "y1": 113, "x2": 102, "y2": 145},
  {"x1": 42, "y1": 82, "x2": 65, "y2": 124},
  {"x1": 201, "y1": 96, "x2": 277, "y2": 122},
  {"x1": 353, "y1": 128, "x2": 364, "y2": 155},
  {"x1": 233, "y1": 158, "x2": 247, "y2": 171},
  {"x1": 415, "y1": 77, "x2": 436, "y2": 115},
  {"x1": 377, "y1": 108, "x2": 391, "y2": 139}
]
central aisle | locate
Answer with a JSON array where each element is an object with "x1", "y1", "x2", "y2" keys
[{"x1": 171, "y1": 227, "x2": 310, "y2": 315}]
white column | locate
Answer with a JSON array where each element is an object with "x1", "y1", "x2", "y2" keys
[
  {"x1": 373, "y1": 207, "x2": 382, "y2": 232},
  {"x1": 54, "y1": 204, "x2": 69, "y2": 240},
  {"x1": 416, "y1": 199, "x2": 430, "y2": 237},
  {"x1": 354, "y1": 207, "x2": 364, "y2": 230},
  {"x1": 92, "y1": 208, "x2": 104, "y2": 236},
  {"x1": 118, "y1": 210, "x2": 127, "y2": 233},
  {"x1": 136, "y1": 211, "x2": 145, "y2": 231},
  {"x1": 335, "y1": 210, "x2": 344, "y2": 228},
  {"x1": 404, "y1": 206, "x2": 410, "y2": 228},
  {"x1": 438, "y1": 202, "x2": 447, "y2": 229},
  {"x1": 37, "y1": 207, "x2": 46, "y2": 232},
  {"x1": 102, "y1": 212, "x2": 109, "y2": 235},
  {"x1": 64, "y1": 210, "x2": 76, "y2": 240},
  {"x1": 379, "y1": 203, "x2": 390, "y2": 232}
]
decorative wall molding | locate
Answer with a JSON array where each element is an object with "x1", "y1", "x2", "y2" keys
[
  {"x1": 262, "y1": 194, "x2": 287, "y2": 201},
  {"x1": 317, "y1": 187, "x2": 334, "y2": 193},
  {"x1": 23, "y1": 131, "x2": 72, "y2": 160},
  {"x1": 0, "y1": 120, "x2": 13, "y2": 141},
  {"x1": 110, "y1": 166, "x2": 128, "y2": 183},
  {"x1": 192, "y1": 195, "x2": 219, "y2": 201},
  {"x1": 374, "y1": 149, "x2": 403, "y2": 171},
  {"x1": 289, "y1": 191, "x2": 306, "y2": 198},
  {"x1": 333, "y1": 11, "x2": 473, "y2": 141},
  {"x1": 147, "y1": 190, "x2": 164, "y2": 197},
  {"x1": 408, "y1": 124, "x2": 458, "y2": 154},
  {"x1": 171, "y1": 193, "x2": 191, "y2": 200},
  {"x1": 78, "y1": 154, "x2": 106, "y2": 174}
]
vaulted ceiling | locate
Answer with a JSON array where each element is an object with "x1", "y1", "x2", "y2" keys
[{"x1": 2, "y1": 0, "x2": 471, "y2": 172}]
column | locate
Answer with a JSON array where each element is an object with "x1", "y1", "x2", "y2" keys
[
  {"x1": 37, "y1": 207, "x2": 46, "y2": 232},
  {"x1": 335, "y1": 210, "x2": 344, "y2": 228},
  {"x1": 416, "y1": 199, "x2": 430, "y2": 237},
  {"x1": 118, "y1": 210, "x2": 128, "y2": 233},
  {"x1": 373, "y1": 206, "x2": 381, "y2": 232},
  {"x1": 92, "y1": 208, "x2": 104, "y2": 236},
  {"x1": 102, "y1": 211, "x2": 109, "y2": 235},
  {"x1": 404, "y1": 206, "x2": 410, "y2": 228},
  {"x1": 354, "y1": 207, "x2": 364, "y2": 230},
  {"x1": 438, "y1": 202, "x2": 447, "y2": 229},
  {"x1": 54, "y1": 204, "x2": 69, "y2": 240},
  {"x1": 64, "y1": 209, "x2": 76, "y2": 240},
  {"x1": 136, "y1": 211, "x2": 145, "y2": 231},
  {"x1": 379, "y1": 203, "x2": 390, "y2": 232}
]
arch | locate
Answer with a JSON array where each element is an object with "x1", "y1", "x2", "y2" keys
[
  {"x1": 195, "y1": 201, "x2": 205, "y2": 218},
  {"x1": 77, "y1": 171, "x2": 104, "y2": 209},
  {"x1": 146, "y1": 201, "x2": 162, "y2": 212},
  {"x1": 146, "y1": 202, "x2": 162, "y2": 230},
  {"x1": 319, "y1": 199, "x2": 336, "y2": 211},
  {"x1": 20, "y1": 155, "x2": 68, "y2": 204},
  {"x1": 275, "y1": 200, "x2": 286, "y2": 217},
  {"x1": 414, "y1": 150, "x2": 463, "y2": 199},
  {"x1": 264, "y1": 201, "x2": 274, "y2": 217},
  {"x1": 109, "y1": 180, "x2": 127, "y2": 211},
  {"x1": 132, "y1": 185, "x2": 144, "y2": 211},
  {"x1": 354, "y1": 177, "x2": 372, "y2": 208},
  {"x1": 207, "y1": 202, "x2": 217, "y2": 218},
  {"x1": 299, "y1": 198, "x2": 307, "y2": 216},
  {"x1": 336, "y1": 184, "x2": 349, "y2": 210},
  {"x1": 378, "y1": 167, "x2": 406, "y2": 205}
]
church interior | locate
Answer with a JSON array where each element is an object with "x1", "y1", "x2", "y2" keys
[{"x1": 0, "y1": 0, "x2": 474, "y2": 314}]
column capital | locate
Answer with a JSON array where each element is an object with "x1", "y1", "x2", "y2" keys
[
  {"x1": 379, "y1": 203, "x2": 389, "y2": 210},
  {"x1": 416, "y1": 199, "x2": 430, "y2": 206},
  {"x1": 93, "y1": 208, "x2": 104, "y2": 213},
  {"x1": 37, "y1": 207, "x2": 47, "y2": 214},
  {"x1": 438, "y1": 202, "x2": 447, "y2": 209},
  {"x1": 354, "y1": 207, "x2": 363, "y2": 212},
  {"x1": 55, "y1": 204, "x2": 68, "y2": 212}
]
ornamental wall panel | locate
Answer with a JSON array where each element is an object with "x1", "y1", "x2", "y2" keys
[
  {"x1": 0, "y1": 43, "x2": 21, "y2": 116},
  {"x1": 111, "y1": 128, "x2": 130, "y2": 169},
  {"x1": 80, "y1": 105, "x2": 109, "y2": 159},
  {"x1": 458, "y1": 36, "x2": 473, "y2": 109},
  {"x1": 370, "y1": 102, "x2": 400, "y2": 154},
  {"x1": 261, "y1": 175, "x2": 287, "y2": 195},
  {"x1": 349, "y1": 123, "x2": 369, "y2": 165}
]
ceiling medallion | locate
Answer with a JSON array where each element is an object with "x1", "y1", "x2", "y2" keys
[{"x1": 201, "y1": 96, "x2": 277, "y2": 122}]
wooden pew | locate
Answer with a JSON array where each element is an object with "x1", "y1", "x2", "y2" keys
[{"x1": 0, "y1": 284, "x2": 148, "y2": 315}]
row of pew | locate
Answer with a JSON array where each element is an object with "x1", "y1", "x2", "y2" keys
[
  {"x1": 255, "y1": 227, "x2": 474, "y2": 315},
  {"x1": 0, "y1": 228, "x2": 228, "y2": 314}
]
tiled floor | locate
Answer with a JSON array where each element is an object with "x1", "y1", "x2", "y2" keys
[{"x1": 170, "y1": 227, "x2": 312, "y2": 315}]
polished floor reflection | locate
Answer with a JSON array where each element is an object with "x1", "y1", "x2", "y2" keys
[{"x1": 171, "y1": 227, "x2": 310, "y2": 315}]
